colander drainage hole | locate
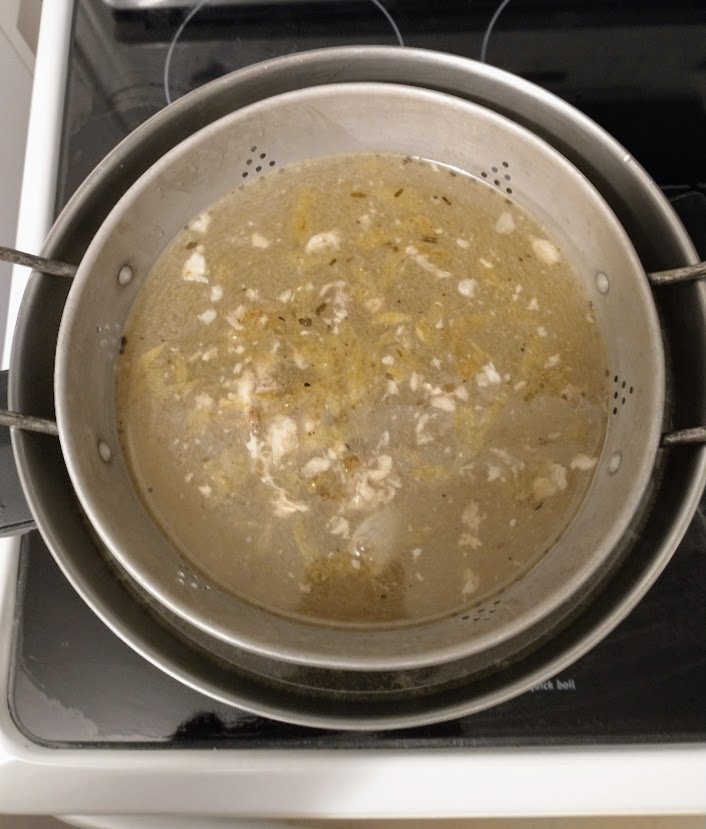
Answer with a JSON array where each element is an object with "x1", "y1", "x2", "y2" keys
[
  {"x1": 611, "y1": 375, "x2": 634, "y2": 414},
  {"x1": 480, "y1": 162, "x2": 512, "y2": 194},
  {"x1": 242, "y1": 147, "x2": 276, "y2": 180}
]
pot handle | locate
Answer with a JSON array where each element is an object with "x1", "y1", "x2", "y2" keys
[
  {"x1": 662, "y1": 428, "x2": 706, "y2": 446},
  {"x1": 647, "y1": 260, "x2": 706, "y2": 286},
  {"x1": 0, "y1": 246, "x2": 71, "y2": 433},
  {"x1": 0, "y1": 371, "x2": 37, "y2": 537},
  {"x1": 0, "y1": 409, "x2": 59, "y2": 435},
  {"x1": 0, "y1": 242, "x2": 72, "y2": 535},
  {"x1": 0, "y1": 244, "x2": 76, "y2": 278},
  {"x1": 648, "y1": 259, "x2": 706, "y2": 445}
]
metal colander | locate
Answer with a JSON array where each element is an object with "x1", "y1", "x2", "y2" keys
[{"x1": 55, "y1": 82, "x2": 663, "y2": 671}]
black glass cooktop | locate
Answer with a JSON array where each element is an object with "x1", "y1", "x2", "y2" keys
[{"x1": 8, "y1": 0, "x2": 706, "y2": 746}]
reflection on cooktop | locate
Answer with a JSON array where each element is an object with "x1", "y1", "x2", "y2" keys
[
  {"x1": 60, "y1": 1, "x2": 706, "y2": 204},
  {"x1": 10, "y1": 482, "x2": 706, "y2": 746}
]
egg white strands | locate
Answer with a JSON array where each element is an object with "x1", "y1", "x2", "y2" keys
[{"x1": 117, "y1": 153, "x2": 608, "y2": 624}]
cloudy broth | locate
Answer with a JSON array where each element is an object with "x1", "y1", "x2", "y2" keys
[{"x1": 117, "y1": 154, "x2": 608, "y2": 625}]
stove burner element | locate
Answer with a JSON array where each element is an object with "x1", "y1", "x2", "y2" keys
[
  {"x1": 480, "y1": 0, "x2": 513, "y2": 63},
  {"x1": 162, "y1": 0, "x2": 405, "y2": 104}
]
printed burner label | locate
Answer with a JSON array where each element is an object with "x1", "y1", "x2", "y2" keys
[{"x1": 530, "y1": 677, "x2": 577, "y2": 692}]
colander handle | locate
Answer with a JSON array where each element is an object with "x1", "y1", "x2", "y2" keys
[
  {"x1": 648, "y1": 260, "x2": 706, "y2": 444},
  {"x1": 662, "y1": 428, "x2": 706, "y2": 446},
  {"x1": 0, "y1": 245, "x2": 69, "y2": 436},
  {"x1": 648, "y1": 261, "x2": 706, "y2": 286},
  {"x1": 0, "y1": 245, "x2": 76, "y2": 279},
  {"x1": 0, "y1": 410, "x2": 58, "y2": 435},
  {"x1": 0, "y1": 371, "x2": 37, "y2": 536}
]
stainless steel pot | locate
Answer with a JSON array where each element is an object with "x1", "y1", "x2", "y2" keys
[
  {"x1": 5, "y1": 47, "x2": 706, "y2": 729},
  {"x1": 54, "y1": 80, "x2": 668, "y2": 669}
]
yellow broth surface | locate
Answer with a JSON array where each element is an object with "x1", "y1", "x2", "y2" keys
[{"x1": 117, "y1": 154, "x2": 608, "y2": 625}]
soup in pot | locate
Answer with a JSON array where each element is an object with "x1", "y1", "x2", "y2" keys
[{"x1": 116, "y1": 153, "x2": 608, "y2": 625}]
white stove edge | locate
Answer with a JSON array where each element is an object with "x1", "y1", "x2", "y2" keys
[
  {"x1": 1, "y1": 1, "x2": 68, "y2": 368},
  {"x1": 0, "y1": 0, "x2": 704, "y2": 818}
]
